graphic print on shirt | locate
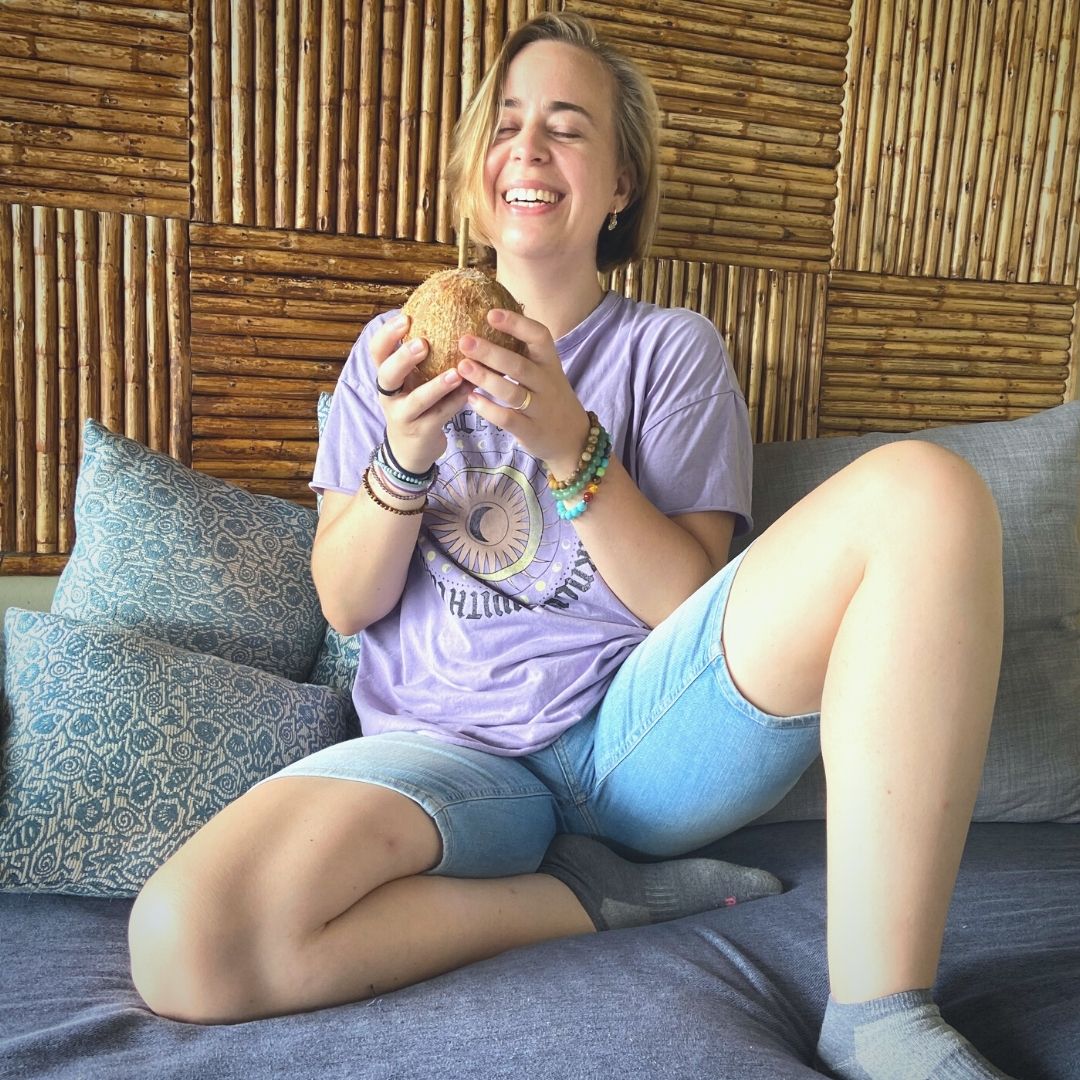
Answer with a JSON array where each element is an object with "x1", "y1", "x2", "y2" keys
[{"x1": 416, "y1": 412, "x2": 597, "y2": 618}]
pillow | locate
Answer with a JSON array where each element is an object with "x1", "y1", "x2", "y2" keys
[
  {"x1": 0, "y1": 608, "x2": 352, "y2": 898},
  {"x1": 737, "y1": 401, "x2": 1080, "y2": 824},
  {"x1": 52, "y1": 420, "x2": 325, "y2": 682},
  {"x1": 308, "y1": 392, "x2": 362, "y2": 699}
]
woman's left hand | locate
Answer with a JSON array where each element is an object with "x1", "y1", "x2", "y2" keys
[{"x1": 456, "y1": 308, "x2": 591, "y2": 478}]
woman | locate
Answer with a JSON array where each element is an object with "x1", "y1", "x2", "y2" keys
[{"x1": 129, "y1": 14, "x2": 1012, "y2": 1079}]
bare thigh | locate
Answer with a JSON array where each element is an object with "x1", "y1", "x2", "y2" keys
[{"x1": 722, "y1": 441, "x2": 998, "y2": 718}]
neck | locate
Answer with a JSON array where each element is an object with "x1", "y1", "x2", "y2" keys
[{"x1": 494, "y1": 254, "x2": 606, "y2": 341}]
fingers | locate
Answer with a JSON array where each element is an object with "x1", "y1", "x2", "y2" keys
[{"x1": 486, "y1": 307, "x2": 550, "y2": 352}]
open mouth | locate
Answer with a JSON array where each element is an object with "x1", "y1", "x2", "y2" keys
[{"x1": 503, "y1": 188, "x2": 564, "y2": 207}]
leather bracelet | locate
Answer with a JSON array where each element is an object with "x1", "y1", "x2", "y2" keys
[{"x1": 362, "y1": 467, "x2": 426, "y2": 516}]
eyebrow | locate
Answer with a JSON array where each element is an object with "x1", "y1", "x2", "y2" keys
[{"x1": 500, "y1": 97, "x2": 596, "y2": 126}]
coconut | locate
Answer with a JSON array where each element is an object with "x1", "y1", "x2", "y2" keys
[{"x1": 401, "y1": 268, "x2": 526, "y2": 383}]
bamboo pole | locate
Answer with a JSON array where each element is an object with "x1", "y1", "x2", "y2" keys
[
  {"x1": 317, "y1": 0, "x2": 342, "y2": 231},
  {"x1": 1032, "y1": 0, "x2": 1077, "y2": 281},
  {"x1": 0, "y1": 207, "x2": 14, "y2": 551},
  {"x1": 97, "y1": 212, "x2": 122, "y2": 433},
  {"x1": 358, "y1": 0, "x2": 381, "y2": 234},
  {"x1": 397, "y1": 0, "x2": 422, "y2": 238},
  {"x1": 167, "y1": 218, "x2": 191, "y2": 465},
  {"x1": 337, "y1": 0, "x2": 362, "y2": 232},
  {"x1": 274, "y1": 0, "x2": 297, "y2": 229},
  {"x1": 482, "y1": 0, "x2": 504, "y2": 74},
  {"x1": 34, "y1": 208, "x2": 58, "y2": 553},
  {"x1": 254, "y1": 0, "x2": 275, "y2": 226},
  {"x1": 1050, "y1": 13, "x2": 1080, "y2": 284},
  {"x1": 12, "y1": 204, "x2": 33, "y2": 551},
  {"x1": 123, "y1": 214, "x2": 147, "y2": 444},
  {"x1": 415, "y1": 0, "x2": 442, "y2": 242},
  {"x1": 294, "y1": 0, "x2": 320, "y2": 230},
  {"x1": 760, "y1": 269, "x2": 781, "y2": 441},
  {"x1": 56, "y1": 208, "x2": 76, "y2": 551},
  {"x1": 963, "y1": 0, "x2": 1011, "y2": 278},
  {"x1": 230, "y1": 0, "x2": 255, "y2": 225},
  {"x1": 436, "y1": 0, "x2": 462, "y2": 244},
  {"x1": 894, "y1": 0, "x2": 930, "y2": 275},
  {"x1": 908, "y1": 0, "x2": 949, "y2": 274},
  {"x1": 377, "y1": 0, "x2": 404, "y2": 236},
  {"x1": 873, "y1": 0, "x2": 911, "y2": 275},
  {"x1": 508, "y1": 0, "x2": 528, "y2": 31},
  {"x1": 146, "y1": 216, "x2": 168, "y2": 452},
  {"x1": 73, "y1": 211, "x2": 99, "y2": 458},
  {"x1": 461, "y1": 0, "x2": 481, "y2": 106},
  {"x1": 209, "y1": 0, "x2": 232, "y2": 222}
]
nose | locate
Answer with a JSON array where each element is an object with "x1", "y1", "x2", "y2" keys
[{"x1": 510, "y1": 123, "x2": 549, "y2": 164}]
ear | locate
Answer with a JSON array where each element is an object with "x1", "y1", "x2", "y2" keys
[{"x1": 613, "y1": 167, "x2": 633, "y2": 214}]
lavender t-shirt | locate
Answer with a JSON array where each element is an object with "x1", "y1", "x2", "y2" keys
[{"x1": 313, "y1": 290, "x2": 753, "y2": 756}]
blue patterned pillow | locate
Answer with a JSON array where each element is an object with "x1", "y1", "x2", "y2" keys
[
  {"x1": 309, "y1": 392, "x2": 362, "y2": 698},
  {"x1": 0, "y1": 608, "x2": 352, "y2": 898},
  {"x1": 52, "y1": 420, "x2": 325, "y2": 682}
]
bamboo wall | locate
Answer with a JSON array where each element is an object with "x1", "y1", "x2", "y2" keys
[{"x1": 1, "y1": 0, "x2": 1079, "y2": 573}]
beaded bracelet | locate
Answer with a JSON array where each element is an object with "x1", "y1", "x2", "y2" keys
[
  {"x1": 548, "y1": 413, "x2": 603, "y2": 495},
  {"x1": 548, "y1": 413, "x2": 611, "y2": 521},
  {"x1": 369, "y1": 459, "x2": 428, "y2": 508},
  {"x1": 372, "y1": 443, "x2": 438, "y2": 492},
  {"x1": 362, "y1": 467, "x2": 426, "y2": 516},
  {"x1": 551, "y1": 429, "x2": 611, "y2": 503}
]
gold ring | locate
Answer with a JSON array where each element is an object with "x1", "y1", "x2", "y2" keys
[{"x1": 511, "y1": 389, "x2": 533, "y2": 412}]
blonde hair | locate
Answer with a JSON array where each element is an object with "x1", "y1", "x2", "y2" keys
[{"x1": 446, "y1": 12, "x2": 660, "y2": 273}]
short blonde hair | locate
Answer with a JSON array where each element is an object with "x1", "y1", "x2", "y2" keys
[{"x1": 446, "y1": 13, "x2": 660, "y2": 273}]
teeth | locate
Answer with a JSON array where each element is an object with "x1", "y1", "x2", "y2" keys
[{"x1": 504, "y1": 188, "x2": 560, "y2": 205}]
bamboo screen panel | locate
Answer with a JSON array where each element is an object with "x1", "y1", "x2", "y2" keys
[
  {"x1": 0, "y1": 204, "x2": 189, "y2": 572},
  {"x1": 821, "y1": 0, "x2": 1080, "y2": 433},
  {"x1": 0, "y1": 0, "x2": 190, "y2": 218},
  {"x1": 189, "y1": 223, "x2": 455, "y2": 498},
  {"x1": 2, "y1": 0, "x2": 1080, "y2": 573}
]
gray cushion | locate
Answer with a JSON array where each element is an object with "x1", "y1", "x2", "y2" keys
[
  {"x1": 737, "y1": 402, "x2": 1080, "y2": 824},
  {"x1": 0, "y1": 608, "x2": 352, "y2": 898},
  {"x1": 51, "y1": 420, "x2": 325, "y2": 682}
]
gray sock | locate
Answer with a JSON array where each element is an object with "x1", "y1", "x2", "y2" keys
[
  {"x1": 538, "y1": 834, "x2": 783, "y2": 931},
  {"x1": 816, "y1": 989, "x2": 1016, "y2": 1080}
]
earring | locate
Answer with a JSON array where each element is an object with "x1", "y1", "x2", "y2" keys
[{"x1": 607, "y1": 209, "x2": 618, "y2": 231}]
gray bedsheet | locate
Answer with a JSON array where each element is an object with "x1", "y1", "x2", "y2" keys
[{"x1": 2, "y1": 821, "x2": 1078, "y2": 1079}]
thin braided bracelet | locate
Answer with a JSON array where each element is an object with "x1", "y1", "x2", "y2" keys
[
  {"x1": 369, "y1": 459, "x2": 428, "y2": 507},
  {"x1": 362, "y1": 467, "x2": 426, "y2": 516}
]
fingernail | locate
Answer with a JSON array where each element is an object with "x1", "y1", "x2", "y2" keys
[
  {"x1": 391, "y1": 314, "x2": 408, "y2": 330},
  {"x1": 488, "y1": 309, "x2": 505, "y2": 324},
  {"x1": 460, "y1": 335, "x2": 477, "y2": 351},
  {"x1": 443, "y1": 370, "x2": 460, "y2": 384},
  {"x1": 408, "y1": 339, "x2": 425, "y2": 355}
]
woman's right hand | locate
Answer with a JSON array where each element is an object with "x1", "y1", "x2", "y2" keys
[{"x1": 371, "y1": 313, "x2": 472, "y2": 475}]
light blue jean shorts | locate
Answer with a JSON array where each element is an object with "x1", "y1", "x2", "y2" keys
[{"x1": 273, "y1": 548, "x2": 822, "y2": 877}]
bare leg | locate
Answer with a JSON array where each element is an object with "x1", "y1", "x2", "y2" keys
[
  {"x1": 720, "y1": 442, "x2": 1009, "y2": 1076},
  {"x1": 129, "y1": 777, "x2": 592, "y2": 1023}
]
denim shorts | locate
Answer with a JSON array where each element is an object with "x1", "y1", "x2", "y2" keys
[{"x1": 271, "y1": 548, "x2": 822, "y2": 878}]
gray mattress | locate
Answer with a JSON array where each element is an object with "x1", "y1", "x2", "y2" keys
[{"x1": 2, "y1": 821, "x2": 1078, "y2": 1079}]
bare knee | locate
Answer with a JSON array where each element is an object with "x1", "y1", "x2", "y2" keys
[
  {"x1": 852, "y1": 440, "x2": 1002, "y2": 554},
  {"x1": 128, "y1": 862, "x2": 255, "y2": 1024}
]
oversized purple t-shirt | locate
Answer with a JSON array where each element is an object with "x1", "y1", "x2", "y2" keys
[{"x1": 313, "y1": 290, "x2": 753, "y2": 756}]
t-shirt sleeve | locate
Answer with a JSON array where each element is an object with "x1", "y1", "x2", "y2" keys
[
  {"x1": 633, "y1": 310, "x2": 754, "y2": 535},
  {"x1": 310, "y1": 313, "x2": 396, "y2": 496}
]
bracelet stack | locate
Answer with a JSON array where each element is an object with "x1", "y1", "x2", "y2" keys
[
  {"x1": 547, "y1": 412, "x2": 611, "y2": 521},
  {"x1": 364, "y1": 436, "x2": 439, "y2": 516}
]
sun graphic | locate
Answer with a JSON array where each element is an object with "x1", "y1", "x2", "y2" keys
[{"x1": 424, "y1": 448, "x2": 562, "y2": 596}]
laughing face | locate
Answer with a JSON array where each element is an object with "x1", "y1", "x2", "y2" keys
[{"x1": 482, "y1": 40, "x2": 631, "y2": 272}]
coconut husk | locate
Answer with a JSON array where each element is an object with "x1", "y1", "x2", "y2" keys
[{"x1": 401, "y1": 267, "x2": 525, "y2": 382}]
